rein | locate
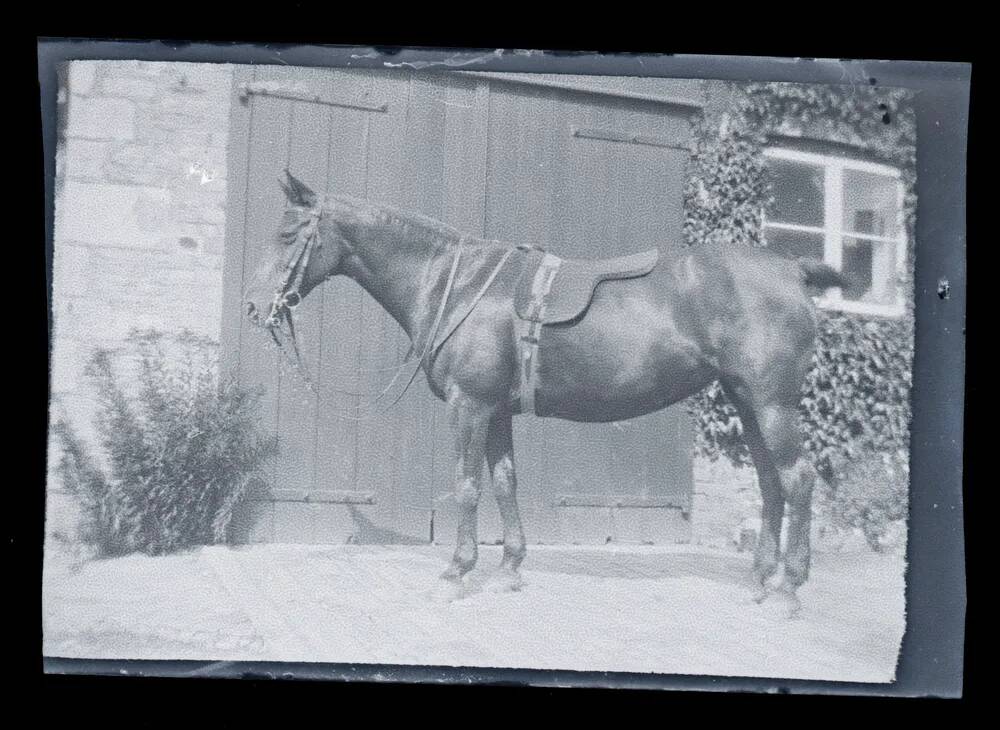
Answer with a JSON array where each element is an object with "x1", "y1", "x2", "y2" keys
[{"x1": 264, "y1": 200, "x2": 515, "y2": 419}]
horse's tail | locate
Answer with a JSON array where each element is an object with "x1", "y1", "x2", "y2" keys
[{"x1": 798, "y1": 258, "x2": 852, "y2": 292}]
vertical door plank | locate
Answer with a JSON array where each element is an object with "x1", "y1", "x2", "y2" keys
[
  {"x1": 397, "y1": 73, "x2": 452, "y2": 538},
  {"x1": 274, "y1": 67, "x2": 336, "y2": 499},
  {"x1": 238, "y1": 66, "x2": 294, "y2": 492},
  {"x1": 311, "y1": 71, "x2": 371, "y2": 505},
  {"x1": 353, "y1": 70, "x2": 429, "y2": 542},
  {"x1": 220, "y1": 65, "x2": 254, "y2": 386}
]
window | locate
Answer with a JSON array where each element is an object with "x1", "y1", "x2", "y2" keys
[{"x1": 763, "y1": 147, "x2": 907, "y2": 317}]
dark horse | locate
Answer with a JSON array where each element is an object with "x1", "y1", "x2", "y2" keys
[{"x1": 244, "y1": 171, "x2": 850, "y2": 614}]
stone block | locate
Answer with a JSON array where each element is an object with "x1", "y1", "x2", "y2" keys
[
  {"x1": 134, "y1": 103, "x2": 230, "y2": 148},
  {"x1": 51, "y1": 296, "x2": 151, "y2": 347},
  {"x1": 173, "y1": 193, "x2": 227, "y2": 226},
  {"x1": 56, "y1": 181, "x2": 171, "y2": 250},
  {"x1": 99, "y1": 70, "x2": 163, "y2": 101},
  {"x1": 102, "y1": 142, "x2": 177, "y2": 187},
  {"x1": 52, "y1": 243, "x2": 91, "y2": 298},
  {"x1": 68, "y1": 62, "x2": 98, "y2": 96},
  {"x1": 62, "y1": 139, "x2": 109, "y2": 180},
  {"x1": 176, "y1": 222, "x2": 226, "y2": 255},
  {"x1": 177, "y1": 147, "x2": 227, "y2": 187},
  {"x1": 49, "y1": 335, "x2": 85, "y2": 395},
  {"x1": 66, "y1": 96, "x2": 135, "y2": 141}
]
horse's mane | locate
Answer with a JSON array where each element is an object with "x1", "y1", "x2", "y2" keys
[
  {"x1": 324, "y1": 194, "x2": 482, "y2": 249},
  {"x1": 279, "y1": 193, "x2": 501, "y2": 253}
]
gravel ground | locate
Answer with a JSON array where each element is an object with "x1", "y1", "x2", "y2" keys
[{"x1": 43, "y1": 542, "x2": 905, "y2": 683}]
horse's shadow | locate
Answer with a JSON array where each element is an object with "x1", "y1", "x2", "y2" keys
[{"x1": 344, "y1": 505, "x2": 426, "y2": 546}]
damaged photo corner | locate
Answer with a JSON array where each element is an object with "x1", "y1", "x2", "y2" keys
[{"x1": 38, "y1": 40, "x2": 968, "y2": 697}]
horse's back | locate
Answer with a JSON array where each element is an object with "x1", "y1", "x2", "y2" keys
[{"x1": 528, "y1": 244, "x2": 820, "y2": 420}]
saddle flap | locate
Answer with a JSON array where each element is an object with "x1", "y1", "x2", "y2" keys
[
  {"x1": 515, "y1": 247, "x2": 660, "y2": 325},
  {"x1": 514, "y1": 248, "x2": 548, "y2": 320}
]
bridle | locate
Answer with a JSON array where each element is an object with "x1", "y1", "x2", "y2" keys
[
  {"x1": 260, "y1": 197, "x2": 516, "y2": 418},
  {"x1": 267, "y1": 206, "x2": 322, "y2": 328},
  {"x1": 261, "y1": 204, "x2": 324, "y2": 391}
]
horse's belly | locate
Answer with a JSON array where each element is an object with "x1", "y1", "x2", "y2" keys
[{"x1": 530, "y1": 298, "x2": 708, "y2": 422}]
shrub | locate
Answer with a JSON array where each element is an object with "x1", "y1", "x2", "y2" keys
[
  {"x1": 802, "y1": 311, "x2": 913, "y2": 480},
  {"x1": 683, "y1": 120, "x2": 771, "y2": 252},
  {"x1": 817, "y1": 451, "x2": 910, "y2": 553},
  {"x1": 52, "y1": 330, "x2": 277, "y2": 557}
]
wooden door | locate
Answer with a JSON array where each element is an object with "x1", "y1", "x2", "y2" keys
[
  {"x1": 222, "y1": 65, "x2": 436, "y2": 544},
  {"x1": 222, "y1": 68, "x2": 696, "y2": 545}
]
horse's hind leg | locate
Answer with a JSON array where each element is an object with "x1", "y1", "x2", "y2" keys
[
  {"x1": 728, "y1": 399, "x2": 784, "y2": 602},
  {"x1": 757, "y1": 404, "x2": 816, "y2": 617},
  {"x1": 484, "y1": 409, "x2": 526, "y2": 592},
  {"x1": 437, "y1": 389, "x2": 492, "y2": 594},
  {"x1": 777, "y1": 453, "x2": 817, "y2": 593},
  {"x1": 727, "y1": 385, "x2": 815, "y2": 616}
]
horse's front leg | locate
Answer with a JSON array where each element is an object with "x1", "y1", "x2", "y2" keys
[
  {"x1": 483, "y1": 408, "x2": 526, "y2": 592},
  {"x1": 439, "y1": 388, "x2": 493, "y2": 588}
]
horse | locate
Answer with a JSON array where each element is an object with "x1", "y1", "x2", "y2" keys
[{"x1": 243, "y1": 170, "x2": 850, "y2": 615}]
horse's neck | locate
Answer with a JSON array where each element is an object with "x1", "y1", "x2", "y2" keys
[{"x1": 341, "y1": 220, "x2": 459, "y2": 343}]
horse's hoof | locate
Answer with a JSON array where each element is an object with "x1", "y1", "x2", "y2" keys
[
  {"x1": 776, "y1": 589, "x2": 802, "y2": 619},
  {"x1": 750, "y1": 583, "x2": 769, "y2": 604},
  {"x1": 483, "y1": 568, "x2": 524, "y2": 593},
  {"x1": 764, "y1": 570, "x2": 786, "y2": 592},
  {"x1": 428, "y1": 578, "x2": 466, "y2": 603}
]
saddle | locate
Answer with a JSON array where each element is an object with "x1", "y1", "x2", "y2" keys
[
  {"x1": 514, "y1": 247, "x2": 660, "y2": 324},
  {"x1": 513, "y1": 246, "x2": 660, "y2": 415}
]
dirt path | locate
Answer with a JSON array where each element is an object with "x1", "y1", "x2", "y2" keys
[{"x1": 42, "y1": 543, "x2": 905, "y2": 683}]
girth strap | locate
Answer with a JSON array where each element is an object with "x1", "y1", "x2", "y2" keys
[{"x1": 517, "y1": 252, "x2": 561, "y2": 415}]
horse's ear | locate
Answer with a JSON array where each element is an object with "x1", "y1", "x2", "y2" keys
[{"x1": 280, "y1": 168, "x2": 318, "y2": 208}]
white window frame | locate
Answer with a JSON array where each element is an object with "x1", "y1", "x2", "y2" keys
[{"x1": 763, "y1": 147, "x2": 908, "y2": 318}]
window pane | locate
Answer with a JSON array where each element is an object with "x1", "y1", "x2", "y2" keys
[
  {"x1": 764, "y1": 227, "x2": 824, "y2": 261},
  {"x1": 842, "y1": 169, "x2": 900, "y2": 238},
  {"x1": 842, "y1": 236, "x2": 897, "y2": 304},
  {"x1": 768, "y1": 158, "x2": 825, "y2": 227}
]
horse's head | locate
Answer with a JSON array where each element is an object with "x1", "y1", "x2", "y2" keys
[{"x1": 243, "y1": 170, "x2": 350, "y2": 330}]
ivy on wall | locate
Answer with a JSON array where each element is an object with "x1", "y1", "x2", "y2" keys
[{"x1": 684, "y1": 81, "x2": 916, "y2": 484}]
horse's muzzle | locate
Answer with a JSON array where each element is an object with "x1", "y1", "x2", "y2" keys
[{"x1": 245, "y1": 300, "x2": 279, "y2": 328}]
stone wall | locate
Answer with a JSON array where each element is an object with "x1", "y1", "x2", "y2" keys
[
  {"x1": 47, "y1": 61, "x2": 234, "y2": 540},
  {"x1": 691, "y1": 457, "x2": 762, "y2": 551}
]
